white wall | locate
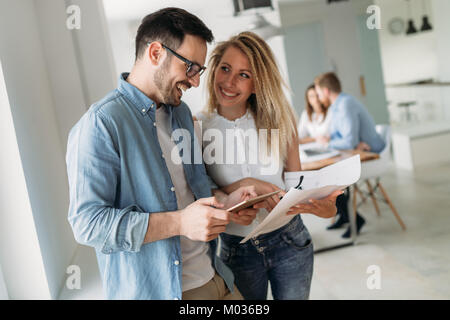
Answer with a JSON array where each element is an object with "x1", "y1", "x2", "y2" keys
[
  {"x1": 0, "y1": 263, "x2": 8, "y2": 299},
  {"x1": 279, "y1": 0, "x2": 373, "y2": 110},
  {"x1": 0, "y1": 57, "x2": 51, "y2": 299},
  {"x1": 432, "y1": 0, "x2": 450, "y2": 82},
  {"x1": 376, "y1": 0, "x2": 450, "y2": 124},
  {"x1": 0, "y1": 0, "x2": 116, "y2": 299},
  {"x1": 69, "y1": 0, "x2": 117, "y2": 102},
  {"x1": 0, "y1": 0, "x2": 72, "y2": 299},
  {"x1": 34, "y1": 0, "x2": 87, "y2": 147},
  {"x1": 376, "y1": 0, "x2": 437, "y2": 85},
  {"x1": 103, "y1": 0, "x2": 291, "y2": 116}
]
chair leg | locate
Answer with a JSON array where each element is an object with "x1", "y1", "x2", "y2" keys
[
  {"x1": 355, "y1": 185, "x2": 366, "y2": 204},
  {"x1": 351, "y1": 185, "x2": 358, "y2": 241},
  {"x1": 378, "y1": 182, "x2": 406, "y2": 230},
  {"x1": 366, "y1": 180, "x2": 381, "y2": 217}
]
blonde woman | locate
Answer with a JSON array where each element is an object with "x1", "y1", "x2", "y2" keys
[{"x1": 196, "y1": 32, "x2": 341, "y2": 300}]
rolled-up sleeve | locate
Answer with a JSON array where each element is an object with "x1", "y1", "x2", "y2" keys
[{"x1": 66, "y1": 110, "x2": 149, "y2": 254}]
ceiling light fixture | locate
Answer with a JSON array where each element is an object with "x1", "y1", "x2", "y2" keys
[
  {"x1": 420, "y1": 0, "x2": 433, "y2": 32},
  {"x1": 405, "y1": 0, "x2": 418, "y2": 35},
  {"x1": 248, "y1": 13, "x2": 283, "y2": 40}
]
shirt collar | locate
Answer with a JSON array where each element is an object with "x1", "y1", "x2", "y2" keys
[
  {"x1": 117, "y1": 72, "x2": 157, "y2": 116},
  {"x1": 213, "y1": 108, "x2": 251, "y2": 123},
  {"x1": 330, "y1": 92, "x2": 345, "y2": 111}
]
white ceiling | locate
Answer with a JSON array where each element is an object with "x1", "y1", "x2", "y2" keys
[
  {"x1": 102, "y1": 0, "x2": 234, "y2": 21},
  {"x1": 101, "y1": 0, "x2": 322, "y2": 21}
]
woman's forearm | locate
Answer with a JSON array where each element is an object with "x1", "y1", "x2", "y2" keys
[{"x1": 299, "y1": 136, "x2": 316, "y2": 144}]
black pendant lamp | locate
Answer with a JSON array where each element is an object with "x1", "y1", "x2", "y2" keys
[
  {"x1": 406, "y1": 0, "x2": 417, "y2": 35},
  {"x1": 420, "y1": 0, "x2": 433, "y2": 31}
]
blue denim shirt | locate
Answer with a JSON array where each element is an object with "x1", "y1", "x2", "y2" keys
[
  {"x1": 328, "y1": 93, "x2": 385, "y2": 153},
  {"x1": 66, "y1": 73, "x2": 234, "y2": 300}
]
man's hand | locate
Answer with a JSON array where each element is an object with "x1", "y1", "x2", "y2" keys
[
  {"x1": 356, "y1": 141, "x2": 371, "y2": 152},
  {"x1": 287, "y1": 190, "x2": 343, "y2": 218},
  {"x1": 179, "y1": 197, "x2": 230, "y2": 242}
]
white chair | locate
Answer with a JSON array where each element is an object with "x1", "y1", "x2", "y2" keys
[{"x1": 354, "y1": 125, "x2": 406, "y2": 230}]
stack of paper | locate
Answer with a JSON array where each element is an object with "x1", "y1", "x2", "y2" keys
[{"x1": 240, "y1": 155, "x2": 361, "y2": 243}]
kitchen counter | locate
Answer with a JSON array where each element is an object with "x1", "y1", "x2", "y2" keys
[{"x1": 392, "y1": 121, "x2": 450, "y2": 170}]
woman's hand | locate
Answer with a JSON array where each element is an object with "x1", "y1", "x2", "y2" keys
[
  {"x1": 240, "y1": 178, "x2": 286, "y2": 212},
  {"x1": 216, "y1": 186, "x2": 259, "y2": 226},
  {"x1": 287, "y1": 190, "x2": 343, "y2": 218},
  {"x1": 220, "y1": 185, "x2": 257, "y2": 210},
  {"x1": 230, "y1": 208, "x2": 259, "y2": 226}
]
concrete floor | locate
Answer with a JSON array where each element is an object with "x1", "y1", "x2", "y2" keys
[
  {"x1": 306, "y1": 161, "x2": 450, "y2": 299},
  {"x1": 59, "y1": 161, "x2": 450, "y2": 300}
]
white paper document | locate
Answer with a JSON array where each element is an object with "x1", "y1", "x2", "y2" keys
[
  {"x1": 299, "y1": 142, "x2": 340, "y2": 163},
  {"x1": 240, "y1": 155, "x2": 361, "y2": 243}
]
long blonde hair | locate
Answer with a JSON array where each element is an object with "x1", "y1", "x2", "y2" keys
[{"x1": 205, "y1": 31, "x2": 298, "y2": 163}]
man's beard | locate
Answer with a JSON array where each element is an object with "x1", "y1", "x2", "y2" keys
[{"x1": 154, "y1": 60, "x2": 180, "y2": 106}]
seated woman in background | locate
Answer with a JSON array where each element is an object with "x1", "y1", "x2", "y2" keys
[{"x1": 298, "y1": 84, "x2": 331, "y2": 144}]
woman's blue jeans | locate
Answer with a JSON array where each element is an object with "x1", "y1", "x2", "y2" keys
[{"x1": 219, "y1": 215, "x2": 314, "y2": 300}]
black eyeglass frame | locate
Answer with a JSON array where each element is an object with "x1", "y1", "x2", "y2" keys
[{"x1": 148, "y1": 42, "x2": 206, "y2": 78}]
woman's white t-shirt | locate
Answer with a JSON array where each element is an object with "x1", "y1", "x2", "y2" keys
[
  {"x1": 298, "y1": 110, "x2": 331, "y2": 139},
  {"x1": 196, "y1": 110, "x2": 285, "y2": 237}
]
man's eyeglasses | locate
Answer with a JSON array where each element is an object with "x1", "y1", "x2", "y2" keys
[{"x1": 147, "y1": 42, "x2": 206, "y2": 78}]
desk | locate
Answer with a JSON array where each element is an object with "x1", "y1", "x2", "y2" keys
[
  {"x1": 301, "y1": 150, "x2": 379, "y2": 171},
  {"x1": 301, "y1": 150, "x2": 379, "y2": 254}
]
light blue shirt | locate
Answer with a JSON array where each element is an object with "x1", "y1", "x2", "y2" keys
[
  {"x1": 66, "y1": 73, "x2": 234, "y2": 300},
  {"x1": 328, "y1": 93, "x2": 385, "y2": 153}
]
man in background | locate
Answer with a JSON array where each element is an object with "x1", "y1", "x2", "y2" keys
[{"x1": 314, "y1": 72, "x2": 385, "y2": 238}]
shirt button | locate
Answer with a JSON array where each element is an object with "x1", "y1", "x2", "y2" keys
[
  {"x1": 174, "y1": 260, "x2": 180, "y2": 265},
  {"x1": 142, "y1": 108, "x2": 146, "y2": 113},
  {"x1": 258, "y1": 247, "x2": 264, "y2": 253},
  {"x1": 254, "y1": 240, "x2": 259, "y2": 245},
  {"x1": 171, "y1": 187, "x2": 175, "y2": 192},
  {"x1": 153, "y1": 122, "x2": 156, "y2": 127},
  {"x1": 161, "y1": 153, "x2": 165, "y2": 159}
]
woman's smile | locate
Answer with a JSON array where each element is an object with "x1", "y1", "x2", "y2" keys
[{"x1": 219, "y1": 86, "x2": 239, "y2": 98}]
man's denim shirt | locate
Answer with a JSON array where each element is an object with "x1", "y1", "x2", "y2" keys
[
  {"x1": 328, "y1": 93, "x2": 385, "y2": 153},
  {"x1": 66, "y1": 73, "x2": 233, "y2": 300}
]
